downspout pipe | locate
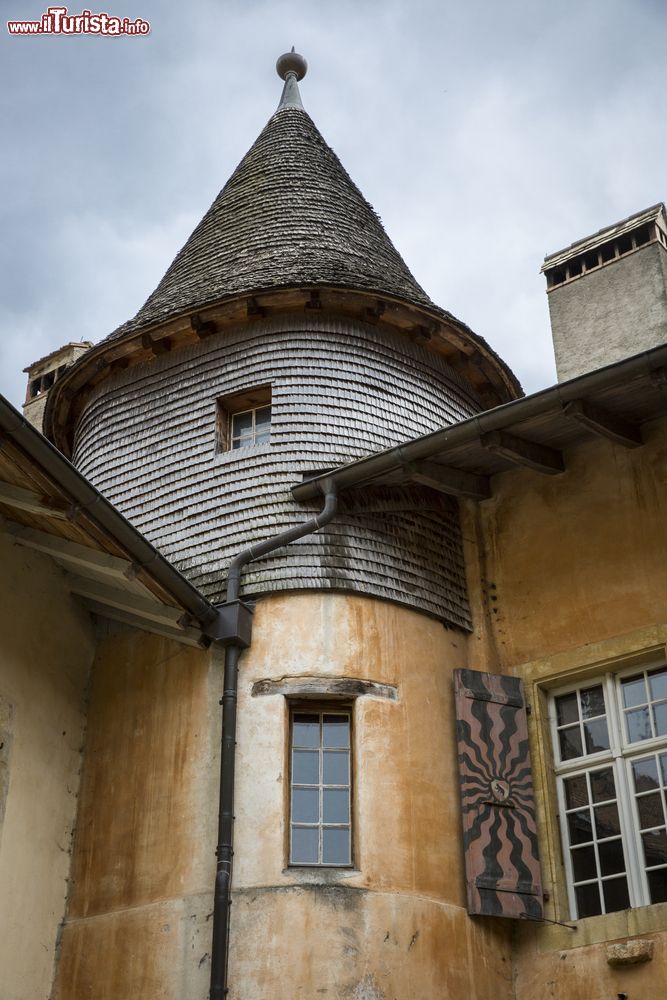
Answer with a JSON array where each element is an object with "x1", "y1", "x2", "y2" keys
[{"x1": 209, "y1": 486, "x2": 338, "y2": 1000}]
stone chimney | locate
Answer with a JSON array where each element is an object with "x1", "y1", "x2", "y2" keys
[
  {"x1": 542, "y1": 203, "x2": 667, "y2": 382},
  {"x1": 23, "y1": 342, "x2": 93, "y2": 432}
]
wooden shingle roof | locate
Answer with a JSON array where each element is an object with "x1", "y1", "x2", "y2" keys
[{"x1": 105, "y1": 87, "x2": 442, "y2": 342}]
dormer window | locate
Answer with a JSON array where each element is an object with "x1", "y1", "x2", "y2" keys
[{"x1": 217, "y1": 385, "x2": 272, "y2": 452}]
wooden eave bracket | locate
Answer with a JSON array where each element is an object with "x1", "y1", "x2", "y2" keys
[
  {"x1": 190, "y1": 314, "x2": 218, "y2": 338},
  {"x1": 141, "y1": 333, "x2": 172, "y2": 357},
  {"x1": 562, "y1": 398, "x2": 643, "y2": 448},
  {"x1": 406, "y1": 459, "x2": 491, "y2": 500},
  {"x1": 480, "y1": 430, "x2": 565, "y2": 475}
]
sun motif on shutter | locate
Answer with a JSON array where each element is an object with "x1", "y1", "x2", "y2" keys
[{"x1": 454, "y1": 668, "x2": 543, "y2": 920}]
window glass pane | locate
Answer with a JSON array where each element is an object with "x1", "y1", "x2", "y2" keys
[
  {"x1": 571, "y1": 845, "x2": 597, "y2": 881},
  {"x1": 254, "y1": 426, "x2": 271, "y2": 444},
  {"x1": 322, "y1": 827, "x2": 350, "y2": 865},
  {"x1": 564, "y1": 774, "x2": 588, "y2": 810},
  {"x1": 291, "y1": 827, "x2": 318, "y2": 864},
  {"x1": 293, "y1": 750, "x2": 319, "y2": 785},
  {"x1": 602, "y1": 876, "x2": 630, "y2": 913},
  {"x1": 322, "y1": 715, "x2": 350, "y2": 748},
  {"x1": 653, "y1": 702, "x2": 667, "y2": 738},
  {"x1": 556, "y1": 692, "x2": 579, "y2": 727},
  {"x1": 632, "y1": 757, "x2": 660, "y2": 793},
  {"x1": 647, "y1": 868, "x2": 667, "y2": 903},
  {"x1": 626, "y1": 707, "x2": 651, "y2": 743},
  {"x1": 568, "y1": 809, "x2": 593, "y2": 845},
  {"x1": 598, "y1": 838, "x2": 625, "y2": 876},
  {"x1": 231, "y1": 411, "x2": 253, "y2": 435},
  {"x1": 590, "y1": 768, "x2": 615, "y2": 804},
  {"x1": 584, "y1": 718, "x2": 610, "y2": 754},
  {"x1": 622, "y1": 675, "x2": 647, "y2": 708},
  {"x1": 594, "y1": 802, "x2": 621, "y2": 839},
  {"x1": 648, "y1": 667, "x2": 667, "y2": 702},
  {"x1": 661, "y1": 753, "x2": 667, "y2": 786},
  {"x1": 323, "y1": 789, "x2": 349, "y2": 824},
  {"x1": 293, "y1": 715, "x2": 319, "y2": 748},
  {"x1": 559, "y1": 726, "x2": 583, "y2": 761},
  {"x1": 255, "y1": 405, "x2": 271, "y2": 428},
  {"x1": 580, "y1": 685, "x2": 605, "y2": 719},
  {"x1": 642, "y1": 829, "x2": 667, "y2": 868},
  {"x1": 323, "y1": 751, "x2": 349, "y2": 785},
  {"x1": 637, "y1": 792, "x2": 664, "y2": 831},
  {"x1": 575, "y1": 882, "x2": 602, "y2": 918},
  {"x1": 292, "y1": 788, "x2": 319, "y2": 824}
]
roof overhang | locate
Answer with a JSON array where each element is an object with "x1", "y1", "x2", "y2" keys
[
  {"x1": 43, "y1": 285, "x2": 522, "y2": 457},
  {"x1": 292, "y1": 344, "x2": 667, "y2": 503},
  {"x1": 0, "y1": 395, "x2": 218, "y2": 647}
]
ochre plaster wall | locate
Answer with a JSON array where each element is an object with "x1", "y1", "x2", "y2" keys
[
  {"x1": 461, "y1": 415, "x2": 667, "y2": 999},
  {"x1": 228, "y1": 592, "x2": 512, "y2": 1000},
  {"x1": 52, "y1": 593, "x2": 512, "y2": 1000},
  {"x1": 52, "y1": 628, "x2": 218, "y2": 1000},
  {"x1": 0, "y1": 532, "x2": 95, "y2": 1000}
]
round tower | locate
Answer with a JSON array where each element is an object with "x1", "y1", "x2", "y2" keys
[{"x1": 45, "y1": 55, "x2": 521, "y2": 1000}]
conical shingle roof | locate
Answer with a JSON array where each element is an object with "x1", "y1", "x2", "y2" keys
[{"x1": 106, "y1": 78, "x2": 438, "y2": 341}]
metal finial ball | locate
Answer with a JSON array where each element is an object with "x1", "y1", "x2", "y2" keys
[{"x1": 276, "y1": 48, "x2": 307, "y2": 82}]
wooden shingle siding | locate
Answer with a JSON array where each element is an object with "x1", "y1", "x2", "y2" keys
[
  {"x1": 73, "y1": 316, "x2": 481, "y2": 626},
  {"x1": 454, "y1": 669, "x2": 543, "y2": 920}
]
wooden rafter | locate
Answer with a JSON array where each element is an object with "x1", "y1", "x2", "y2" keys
[{"x1": 480, "y1": 430, "x2": 565, "y2": 475}]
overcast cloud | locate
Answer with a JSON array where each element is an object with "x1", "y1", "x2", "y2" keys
[{"x1": 2, "y1": 0, "x2": 667, "y2": 407}]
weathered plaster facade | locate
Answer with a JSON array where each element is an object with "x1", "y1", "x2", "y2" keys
[
  {"x1": 52, "y1": 593, "x2": 515, "y2": 999},
  {"x1": 0, "y1": 534, "x2": 94, "y2": 1000},
  {"x1": 52, "y1": 628, "x2": 217, "y2": 1000},
  {"x1": 461, "y1": 412, "x2": 667, "y2": 999}
]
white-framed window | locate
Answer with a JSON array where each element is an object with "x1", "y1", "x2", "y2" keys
[
  {"x1": 216, "y1": 385, "x2": 271, "y2": 452},
  {"x1": 289, "y1": 708, "x2": 352, "y2": 867},
  {"x1": 550, "y1": 660, "x2": 667, "y2": 919}
]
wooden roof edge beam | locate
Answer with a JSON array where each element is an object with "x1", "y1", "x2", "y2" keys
[
  {"x1": 407, "y1": 460, "x2": 491, "y2": 500},
  {"x1": 562, "y1": 399, "x2": 643, "y2": 449},
  {"x1": 480, "y1": 430, "x2": 565, "y2": 475}
]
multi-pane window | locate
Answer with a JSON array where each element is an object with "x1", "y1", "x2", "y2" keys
[
  {"x1": 551, "y1": 662, "x2": 667, "y2": 919},
  {"x1": 230, "y1": 404, "x2": 271, "y2": 449},
  {"x1": 289, "y1": 709, "x2": 352, "y2": 866},
  {"x1": 216, "y1": 385, "x2": 271, "y2": 452}
]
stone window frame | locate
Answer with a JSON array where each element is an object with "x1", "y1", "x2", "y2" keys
[{"x1": 549, "y1": 657, "x2": 667, "y2": 920}]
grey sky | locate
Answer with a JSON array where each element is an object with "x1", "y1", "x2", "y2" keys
[{"x1": 2, "y1": 0, "x2": 666, "y2": 408}]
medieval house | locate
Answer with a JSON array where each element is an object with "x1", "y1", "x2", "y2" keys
[{"x1": 1, "y1": 51, "x2": 666, "y2": 1000}]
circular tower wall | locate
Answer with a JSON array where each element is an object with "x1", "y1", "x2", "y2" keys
[{"x1": 72, "y1": 314, "x2": 483, "y2": 625}]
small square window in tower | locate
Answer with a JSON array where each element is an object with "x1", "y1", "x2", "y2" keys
[
  {"x1": 216, "y1": 385, "x2": 271, "y2": 452},
  {"x1": 289, "y1": 708, "x2": 352, "y2": 867}
]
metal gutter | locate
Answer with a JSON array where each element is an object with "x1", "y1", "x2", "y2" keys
[
  {"x1": 209, "y1": 486, "x2": 338, "y2": 1000},
  {"x1": 292, "y1": 343, "x2": 667, "y2": 501},
  {"x1": 0, "y1": 395, "x2": 218, "y2": 629}
]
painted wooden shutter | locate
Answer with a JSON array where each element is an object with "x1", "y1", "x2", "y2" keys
[{"x1": 454, "y1": 668, "x2": 543, "y2": 920}]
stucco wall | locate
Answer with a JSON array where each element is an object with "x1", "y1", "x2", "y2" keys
[
  {"x1": 548, "y1": 241, "x2": 667, "y2": 381},
  {"x1": 52, "y1": 627, "x2": 218, "y2": 1000},
  {"x1": 229, "y1": 593, "x2": 512, "y2": 999},
  {"x1": 462, "y1": 413, "x2": 667, "y2": 998},
  {"x1": 0, "y1": 532, "x2": 95, "y2": 1000},
  {"x1": 52, "y1": 593, "x2": 513, "y2": 1000}
]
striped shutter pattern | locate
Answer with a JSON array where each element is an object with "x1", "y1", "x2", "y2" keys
[{"x1": 454, "y1": 668, "x2": 543, "y2": 920}]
